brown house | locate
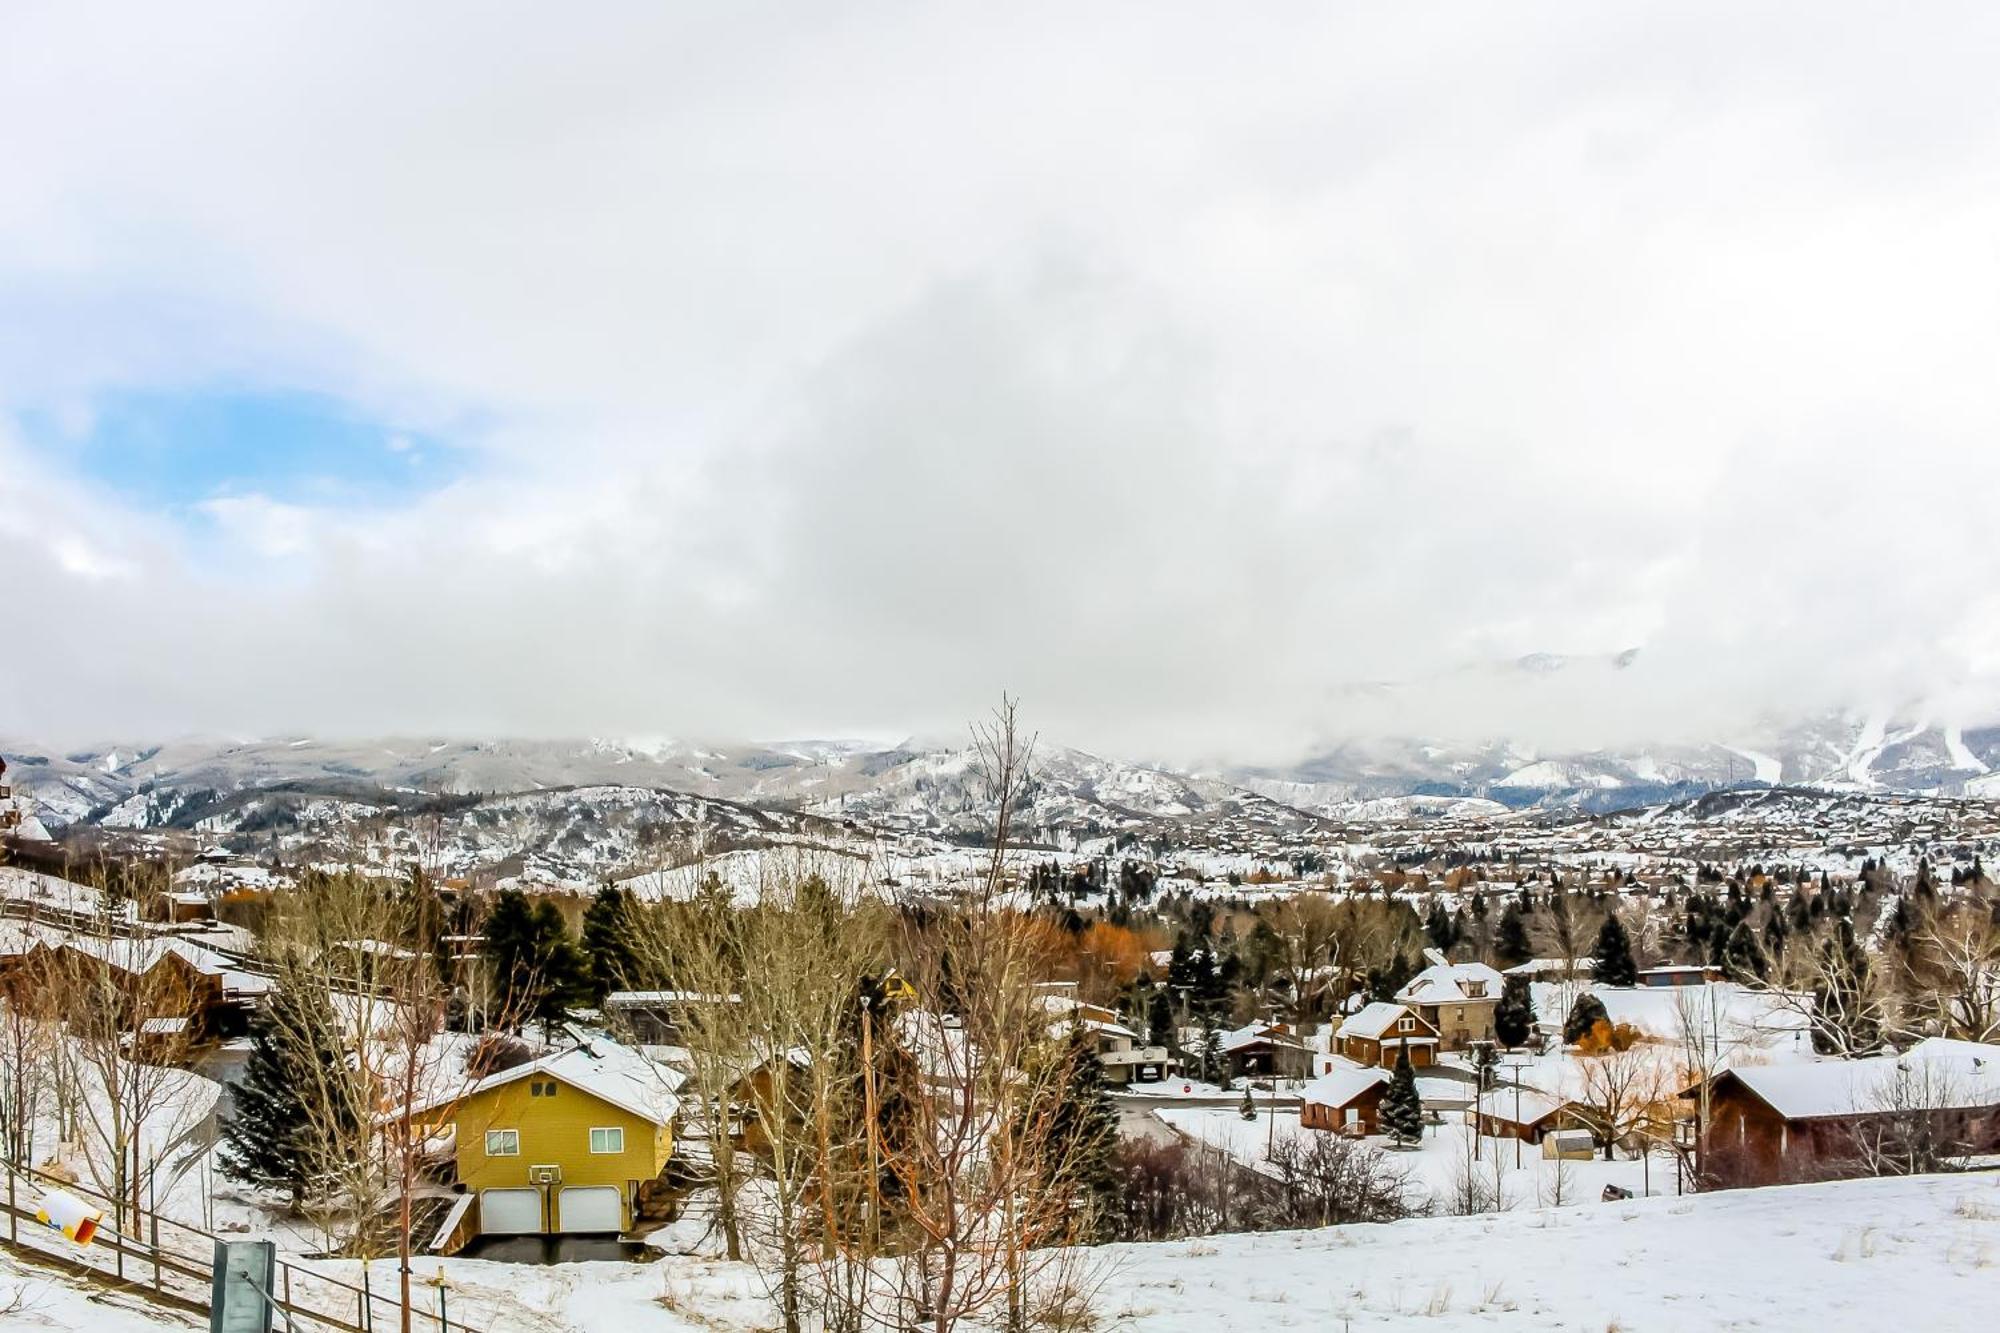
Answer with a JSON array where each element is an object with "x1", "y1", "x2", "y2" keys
[
  {"x1": 1221, "y1": 1020, "x2": 1314, "y2": 1079},
  {"x1": 1300, "y1": 1065, "x2": 1392, "y2": 1135},
  {"x1": 1334, "y1": 1002, "x2": 1438, "y2": 1069},
  {"x1": 1473, "y1": 1086, "x2": 1573, "y2": 1143},
  {"x1": 1696, "y1": 1039, "x2": 2000, "y2": 1184},
  {"x1": 0, "y1": 936, "x2": 240, "y2": 1047}
]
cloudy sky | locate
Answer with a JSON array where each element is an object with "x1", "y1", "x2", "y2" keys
[{"x1": 3, "y1": 4, "x2": 1998, "y2": 759}]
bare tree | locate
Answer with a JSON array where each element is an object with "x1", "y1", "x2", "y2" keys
[
  {"x1": 1571, "y1": 1037, "x2": 1680, "y2": 1163},
  {"x1": 1265, "y1": 1133, "x2": 1424, "y2": 1226},
  {"x1": 874, "y1": 696, "x2": 1104, "y2": 1333},
  {"x1": 1907, "y1": 901, "x2": 2000, "y2": 1044},
  {"x1": 54, "y1": 912, "x2": 205, "y2": 1242}
]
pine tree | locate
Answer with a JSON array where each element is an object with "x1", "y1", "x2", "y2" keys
[
  {"x1": 482, "y1": 888, "x2": 587, "y2": 1031},
  {"x1": 1146, "y1": 989, "x2": 1174, "y2": 1049},
  {"x1": 1721, "y1": 919, "x2": 1766, "y2": 981},
  {"x1": 1380, "y1": 1045, "x2": 1423, "y2": 1147},
  {"x1": 1562, "y1": 992, "x2": 1609, "y2": 1045},
  {"x1": 1494, "y1": 903, "x2": 1533, "y2": 967},
  {"x1": 580, "y1": 883, "x2": 639, "y2": 1005},
  {"x1": 220, "y1": 983, "x2": 352, "y2": 1208},
  {"x1": 1046, "y1": 1029, "x2": 1121, "y2": 1238},
  {"x1": 1493, "y1": 973, "x2": 1534, "y2": 1048},
  {"x1": 1239, "y1": 1084, "x2": 1257, "y2": 1121},
  {"x1": 1424, "y1": 900, "x2": 1456, "y2": 952},
  {"x1": 1591, "y1": 912, "x2": 1638, "y2": 987}
]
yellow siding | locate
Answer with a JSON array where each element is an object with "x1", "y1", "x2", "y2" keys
[{"x1": 452, "y1": 1077, "x2": 672, "y2": 1231}]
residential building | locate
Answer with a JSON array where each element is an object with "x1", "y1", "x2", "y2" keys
[
  {"x1": 1300, "y1": 1065, "x2": 1391, "y2": 1134},
  {"x1": 406, "y1": 1039, "x2": 683, "y2": 1237},
  {"x1": 1395, "y1": 950, "x2": 1503, "y2": 1052},
  {"x1": 1694, "y1": 1038, "x2": 2000, "y2": 1185},
  {"x1": 1334, "y1": 1001, "x2": 1438, "y2": 1069}
]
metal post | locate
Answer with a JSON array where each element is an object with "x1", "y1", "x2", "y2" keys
[{"x1": 150, "y1": 1212, "x2": 161, "y2": 1292}]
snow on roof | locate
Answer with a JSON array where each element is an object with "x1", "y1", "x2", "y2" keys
[
  {"x1": 1476, "y1": 1086, "x2": 1570, "y2": 1124},
  {"x1": 57, "y1": 935, "x2": 232, "y2": 977},
  {"x1": 1220, "y1": 1020, "x2": 1308, "y2": 1052},
  {"x1": 1338, "y1": 1001, "x2": 1427, "y2": 1041},
  {"x1": 1301, "y1": 1064, "x2": 1390, "y2": 1108},
  {"x1": 1503, "y1": 958, "x2": 1596, "y2": 977},
  {"x1": 605, "y1": 989, "x2": 742, "y2": 1006},
  {"x1": 409, "y1": 1038, "x2": 685, "y2": 1126},
  {"x1": 1397, "y1": 959, "x2": 1503, "y2": 1004},
  {"x1": 1724, "y1": 1038, "x2": 2000, "y2": 1122}
]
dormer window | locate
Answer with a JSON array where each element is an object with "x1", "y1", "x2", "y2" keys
[{"x1": 1465, "y1": 981, "x2": 1487, "y2": 998}]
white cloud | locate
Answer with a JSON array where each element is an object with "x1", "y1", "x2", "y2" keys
[{"x1": 2, "y1": 3, "x2": 1997, "y2": 754}]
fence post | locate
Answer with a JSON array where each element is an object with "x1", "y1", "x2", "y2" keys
[
  {"x1": 150, "y1": 1212, "x2": 161, "y2": 1292},
  {"x1": 282, "y1": 1262, "x2": 292, "y2": 1322},
  {"x1": 6, "y1": 1162, "x2": 15, "y2": 1244},
  {"x1": 362, "y1": 1262, "x2": 373, "y2": 1333}
]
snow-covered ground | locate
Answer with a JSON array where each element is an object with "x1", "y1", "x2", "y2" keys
[
  {"x1": 1097, "y1": 1172, "x2": 2000, "y2": 1332},
  {"x1": 1156, "y1": 1106, "x2": 1665, "y2": 1211},
  {"x1": 23, "y1": 1171, "x2": 1987, "y2": 1332}
]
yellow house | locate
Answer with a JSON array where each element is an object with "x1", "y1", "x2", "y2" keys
[{"x1": 412, "y1": 1039, "x2": 683, "y2": 1236}]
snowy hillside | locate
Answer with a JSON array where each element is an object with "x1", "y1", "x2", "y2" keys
[{"x1": 182, "y1": 1172, "x2": 2000, "y2": 1333}]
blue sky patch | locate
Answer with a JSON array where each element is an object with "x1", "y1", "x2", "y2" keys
[{"x1": 18, "y1": 387, "x2": 470, "y2": 509}]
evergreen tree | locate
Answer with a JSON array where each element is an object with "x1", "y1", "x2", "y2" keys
[
  {"x1": 1380, "y1": 1045, "x2": 1424, "y2": 1147},
  {"x1": 1239, "y1": 1084, "x2": 1257, "y2": 1121},
  {"x1": 1812, "y1": 918, "x2": 1879, "y2": 1054},
  {"x1": 1424, "y1": 900, "x2": 1457, "y2": 952},
  {"x1": 1562, "y1": 992, "x2": 1609, "y2": 1045},
  {"x1": 481, "y1": 888, "x2": 587, "y2": 1030},
  {"x1": 220, "y1": 984, "x2": 353, "y2": 1208},
  {"x1": 1046, "y1": 1029, "x2": 1121, "y2": 1238},
  {"x1": 579, "y1": 883, "x2": 640, "y2": 1005},
  {"x1": 1146, "y1": 988, "x2": 1174, "y2": 1049},
  {"x1": 1494, "y1": 903, "x2": 1533, "y2": 967},
  {"x1": 1721, "y1": 919, "x2": 1766, "y2": 981},
  {"x1": 1591, "y1": 911, "x2": 1638, "y2": 987},
  {"x1": 1493, "y1": 973, "x2": 1534, "y2": 1048}
]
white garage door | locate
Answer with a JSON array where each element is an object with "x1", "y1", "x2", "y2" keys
[
  {"x1": 479, "y1": 1188, "x2": 542, "y2": 1235},
  {"x1": 558, "y1": 1185, "x2": 623, "y2": 1234}
]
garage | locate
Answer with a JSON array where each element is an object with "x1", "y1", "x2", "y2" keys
[
  {"x1": 479, "y1": 1188, "x2": 543, "y2": 1235},
  {"x1": 557, "y1": 1185, "x2": 623, "y2": 1234}
]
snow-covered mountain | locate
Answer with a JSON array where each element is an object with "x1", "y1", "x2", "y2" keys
[{"x1": 5, "y1": 708, "x2": 1999, "y2": 880}]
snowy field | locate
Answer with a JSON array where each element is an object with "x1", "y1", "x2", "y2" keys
[
  {"x1": 21, "y1": 1172, "x2": 1987, "y2": 1332},
  {"x1": 1156, "y1": 1106, "x2": 1666, "y2": 1210},
  {"x1": 1097, "y1": 1172, "x2": 2000, "y2": 1332}
]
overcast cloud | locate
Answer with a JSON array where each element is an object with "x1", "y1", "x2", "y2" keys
[{"x1": 3, "y1": 4, "x2": 1998, "y2": 759}]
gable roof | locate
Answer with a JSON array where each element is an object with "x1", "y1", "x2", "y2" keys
[
  {"x1": 1301, "y1": 1064, "x2": 1391, "y2": 1109},
  {"x1": 1719, "y1": 1038, "x2": 2000, "y2": 1122},
  {"x1": 1337, "y1": 1001, "x2": 1433, "y2": 1041},
  {"x1": 410, "y1": 1038, "x2": 685, "y2": 1126},
  {"x1": 1397, "y1": 959, "x2": 1503, "y2": 1005},
  {"x1": 1220, "y1": 1020, "x2": 1308, "y2": 1053},
  {"x1": 1475, "y1": 1086, "x2": 1570, "y2": 1125}
]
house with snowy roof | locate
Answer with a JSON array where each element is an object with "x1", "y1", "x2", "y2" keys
[
  {"x1": 1220, "y1": 1019, "x2": 1315, "y2": 1079},
  {"x1": 1300, "y1": 1065, "x2": 1391, "y2": 1135},
  {"x1": 1394, "y1": 950, "x2": 1504, "y2": 1052},
  {"x1": 401, "y1": 1037, "x2": 684, "y2": 1237},
  {"x1": 1334, "y1": 1001, "x2": 1439, "y2": 1069},
  {"x1": 1695, "y1": 1037, "x2": 2000, "y2": 1184}
]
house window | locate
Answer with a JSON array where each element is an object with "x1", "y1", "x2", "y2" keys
[
  {"x1": 529, "y1": 1080, "x2": 558, "y2": 1097},
  {"x1": 589, "y1": 1127, "x2": 624, "y2": 1155},
  {"x1": 485, "y1": 1130, "x2": 520, "y2": 1157},
  {"x1": 1456, "y1": 1008, "x2": 1466, "y2": 1022},
  {"x1": 1397, "y1": 1016, "x2": 1415, "y2": 1033},
  {"x1": 1465, "y1": 982, "x2": 1487, "y2": 998}
]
